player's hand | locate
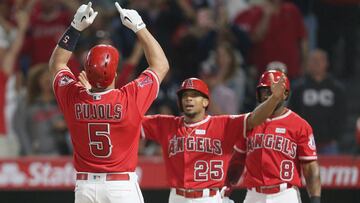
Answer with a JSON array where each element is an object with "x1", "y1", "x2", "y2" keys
[
  {"x1": 222, "y1": 196, "x2": 235, "y2": 203},
  {"x1": 15, "y1": 10, "x2": 30, "y2": 32},
  {"x1": 77, "y1": 71, "x2": 91, "y2": 90},
  {"x1": 224, "y1": 185, "x2": 233, "y2": 197},
  {"x1": 269, "y1": 73, "x2": 286, "y2": 100},
  {"x1": 71, "y1": 2, "x2": 98, "y2": 31},
  {"x1": 115, "y1": 2, "x2": 146, "y2": 33}
]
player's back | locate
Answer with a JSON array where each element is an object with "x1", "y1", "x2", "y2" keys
[
  {"x1": 67, "y1": 88, "x2": 141, "y2": 172},
  {"x1": 53, "y1": 69, "x2": 160, "y2": 173}
]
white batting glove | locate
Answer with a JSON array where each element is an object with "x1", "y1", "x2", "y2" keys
[
  {"x1": 222, "y1": 197, "x2": 235, "y2": 203},
  {"x1": 115, "y1": 2, "x2": 146, "y2": 33},
  {"x1": 71, "y1": 2, "x2": 98, "y2": 31}
]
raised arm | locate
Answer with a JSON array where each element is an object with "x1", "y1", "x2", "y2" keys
[
  {"x1": 302, "y1": 160, "x2": 321, "y2": 203},
  {"x1": 115, "y1": 2, "x2": 169, "y2": 82},
  {"x1": 251, "y1": 2, "x2": 273, "y2": 42},
  {"x1": 49, "y1": 2, "x2": 98, "y2": 79},
  {"x1": 1, "y1": 10, "x2": 29, "y2": 76},
  {"x1": 246, "y1": 73, "x2": 286, "y2": 130}
]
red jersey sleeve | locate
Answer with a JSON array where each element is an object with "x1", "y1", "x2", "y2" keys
[
  {"x1": 52, "y1": 69, "x2": 80, "y2": 111},
  {"x1": 121, "y1": 69, "x2": 160, "y2": 115},
  {"x1": 230, "y1": 113, "x2": 250, "y2": 154},
  {"x1": 297, "y1": 120, "x2": 317, "y2": 161},
  {"x1": 141, "y1": 115, "x2": 174, "y2": 142},
  {"x1": 141, "y1": 115, "x2": 161, "y2": 142}
]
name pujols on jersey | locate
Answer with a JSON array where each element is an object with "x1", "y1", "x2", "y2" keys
[
  {"x1": 246, "y1": 132, "x2": 297, "y2": 159},
  {"x1": 74, "y1": 103, "x2": 122, "y2": 120}
]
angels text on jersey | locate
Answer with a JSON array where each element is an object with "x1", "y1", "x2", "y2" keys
[
  {"x1": 168, "y1": 135, "x2": 222, "y2": 157},
  {"x1": 246, "y1": 133, "x2": 297, "y2": 159}
]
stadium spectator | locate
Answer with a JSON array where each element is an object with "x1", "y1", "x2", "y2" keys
[
  {"x1": 289, "y1": 49, "x2": 347, "y2": 154},
  {"x1": 22, "y1": 0, "x2": 79, "y2": 72},
  {"x1": 201, "y1": 41, "x2": 246, "y2": 113},
  {"x1": 174, "y1": 3, "x2": 220, "y2": 80},
  {"x1": 293, "y1": 0, "x2": 317, "y2": 50},
  {"x1": 0, "y1": 7, "x2": 29, "y2": 157},
  {"x1": 14, "y1": 64, "x2": 69, "y2": 155},
  {"x1": 235, "y1": 0, "x2": 308, "y2": 80},
  {"x1": 314, "y1": 0, "x2": 360, "y2": 79}
]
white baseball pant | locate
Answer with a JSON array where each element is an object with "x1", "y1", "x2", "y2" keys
[
  {"x1": 243, "y1": 186, "x2": 301, "y2": 203},
  {"x1": 168, "y1": 188, "x2": 222, "y2": 203},
  {"x1": 74, "y1": 172, "x2": 144, "y2": 203}
]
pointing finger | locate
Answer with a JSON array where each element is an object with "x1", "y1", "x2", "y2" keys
[
  {"x1": 85, "y1": 2, "x2": 92, "y2": 13},
  {"x1": 115, "y1": 2, "x2": 124, "y2": 16}
]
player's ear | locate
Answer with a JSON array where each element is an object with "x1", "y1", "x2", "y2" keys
[
  {"x1": 202, "y1": 98, "x2": 209, "y2": 109},
  {"x1": 284, "y1": 90, "x2": 290, "y2": 101}
]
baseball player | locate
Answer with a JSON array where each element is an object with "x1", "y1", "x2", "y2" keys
[
  {"x1": 225, "y1": 70, "x2": 321, "y2": 203},
  {"x1": 49, "y1": 2, "x2": 169, "y2": 203},
  {"x1": 141, "y1": 75, "x2": 286, "y2": 203}
]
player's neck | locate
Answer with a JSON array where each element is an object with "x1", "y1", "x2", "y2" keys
[
  {"x1": 184, "y1": 113, "x2": 207, "y2": 124},
  {"x1": 272, "y1": 106, "x2": 287, "y2": 117},
  {"x1": 90, "y1": 84, "x2": 115, "y2": 93}
]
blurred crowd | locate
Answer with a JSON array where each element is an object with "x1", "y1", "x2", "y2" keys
[{"x1": 0, "y1": 0, "x2": 359, "y2": 157}]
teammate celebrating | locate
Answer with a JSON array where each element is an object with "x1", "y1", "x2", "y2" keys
[
  {"x1": 49, "y1": 2, "x2": 169, "y2": 203},
  {"x1": 141, "y1": 75, "x2": 286, "y2": 203},
  {"x1": 226, "y1": 70, "x2": 321, "y2": 203}
]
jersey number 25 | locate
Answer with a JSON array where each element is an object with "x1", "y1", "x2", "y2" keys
[{"x1": 194, "y1": 160, "x2": 224, "y2": 181}]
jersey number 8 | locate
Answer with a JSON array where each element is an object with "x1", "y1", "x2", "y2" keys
[{"x1": 280, "y1": 160, "x2": 294, "y2": 181}]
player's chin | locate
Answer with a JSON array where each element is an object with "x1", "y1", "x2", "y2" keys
[{"x1": 183, "y1": 111, "x2": 196, "y2": 118}]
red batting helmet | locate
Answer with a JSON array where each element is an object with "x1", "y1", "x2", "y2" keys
[
  {"x1": 177, "y1": 78, "x2": 210, "y2": 111},
  {"x1": 177, "y1": 78, "x2": 210, "y2": 99},
  {"x1": 85, "y1": 45, "x2": 119, "y2": 89},
  {"x1": 257, "y1": 70, "x2": 290, "y2": 91},
  {"x1": 256, "y1": 70, "x2": 290, "y2": 101}
]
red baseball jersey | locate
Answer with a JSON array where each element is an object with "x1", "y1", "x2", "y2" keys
[
  {"x1": 53, "y1": 69, "x2": 159, "y2": 172},
  {"x1": 234, "y1": 109, "x2": 317, "y2": 187},
  {"x1": 141, "y1": 114, "x2": 248, "y2": 189}
]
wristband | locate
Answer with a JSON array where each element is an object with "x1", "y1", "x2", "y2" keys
[
  {"x1": 58, "y1": 26, "x2": 80, "y2": 51},
  {"x1": 310, "y1": 196, "x2": 321, "y2": 203}
]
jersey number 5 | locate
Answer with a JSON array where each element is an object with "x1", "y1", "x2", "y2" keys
[
  {"x1": 194, "y1": 160, "x2": 224, "y2": 181},
  {"x1": 88, "y1": 123, "x2": 113, "y2": 158}
]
